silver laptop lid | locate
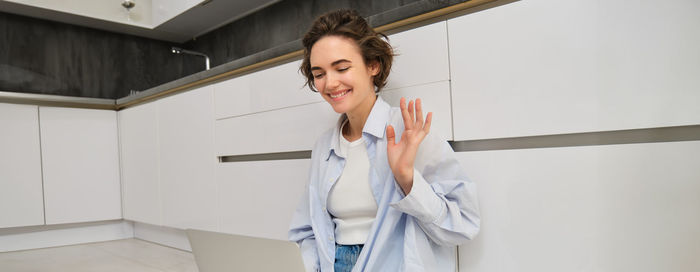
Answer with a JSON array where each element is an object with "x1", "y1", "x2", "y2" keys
[{"x1": 186, "y1": 229, "x2": 305, "y2": 272}]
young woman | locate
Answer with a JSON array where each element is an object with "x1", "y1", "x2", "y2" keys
[{"x1": 288, "y1": 9, "x2": 480, "y2": 272}]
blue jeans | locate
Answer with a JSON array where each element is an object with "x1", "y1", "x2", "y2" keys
[{"x1": 334, "y1": 244, "x2": 363, "y2": 272}]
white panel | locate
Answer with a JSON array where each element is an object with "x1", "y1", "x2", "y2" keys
[
  {"x1": 118, "y1": 102, "x2": 161, "y2": 226},
  {"x1": 0, "y1": 103, "x2": 44, "y2": 228},
  {"x1": 449, "y1": 0, "x2": 700, "y2": 140},
  {"x1": 456, "y1": 141, "x2": 700, "y2": 272},
  {"x1": 217, "y1": 159, "x2": 310, "y2": 240},
  {"x1": 152, "y1": 0, "x2": 200, "y2": 26},
  {"x1": 213, "y1": 59, "x2": 322, "y2": 120},
  {"x1": 133, "y1": 222, "x2": 191, "y2": 252},
  {"x1": 213, "y1": 75, "x2": 252, "y2": 119},
  {"x1": 0, "y1": 221, "x2": 134, "y2": 253},
  {"x1": 385, "y1": 21, "x2": 450, "y2": 90},
  {"x1": 215, "y1": 102, "x2": 338, "y2": 156},
  {"x1": 40, "y1": 107, "x2": 122, "y2": 225},
  {"x1": 157, "y1": 87, "x2": 218, "y2": 231},
  {"x1": 380, "y1": 81, "x2": 453, "y2": 141},
  {"x1": 247, "y1": 60, "x2": 321, "y2": 113},
  {"x1": 5, "y1": 0, "x2": 153, "y2": 27}
]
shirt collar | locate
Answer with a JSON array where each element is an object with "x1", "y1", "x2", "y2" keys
[{"x1": 325, "y1": 95, "x2": 391, "y2": 161}]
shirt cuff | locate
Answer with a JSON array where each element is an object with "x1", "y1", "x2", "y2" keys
[{"x1": 390, "y1": 168, "x2": 445, "y2": 224}]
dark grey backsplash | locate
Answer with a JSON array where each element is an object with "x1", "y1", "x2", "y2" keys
[
  {"x1": 1, "y1": 0, "x2": 465, "y2": 100},
  {"x1": 0, "y1": 12, "x2": 190, "y2": 99}
]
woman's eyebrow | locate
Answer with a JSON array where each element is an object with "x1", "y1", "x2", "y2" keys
[
  {"x1": 311, "y1": 59, "x2": 351, "y2": 71},
  {"x1": 331, "y1": 59, "x2": 351, "y2": 66}
]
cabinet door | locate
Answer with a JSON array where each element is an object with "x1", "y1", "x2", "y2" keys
[
  {"x1": 215, "y1": 102, "x2": 338, "y2": 156},
  {"x1": 118, "y1": 102, "x2": 161, "y2": 226},
  {"x1": 218, "y1": 159, "x2": 310, "y2": 240},
  {"x1": 213, "y1": 59, "x2": 322, "y2": 120},
  {"x1": 448, "y1": 0, "x2": 700, "y2": 140},
  {"x1": 456, "y1": 140, "x2": 700, "y2": 272},
  {"x1": 385, "y1": 21, "x2": 450, "y2": 90},
  {"x1": 0, "y1": 103, "x2": 44, "y2": 228},
  {"x1": 157, "y1": 87, "x2": 218, "y2": 231},
  {"x1": 40, "y1": 107, "x2": 122, "y2": 225}
]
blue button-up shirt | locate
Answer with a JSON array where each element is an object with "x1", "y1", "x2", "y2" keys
[{"x1": 289, "y1": 96, "x2": 480, "y2": 271}]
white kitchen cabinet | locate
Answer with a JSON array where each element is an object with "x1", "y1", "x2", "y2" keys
[
  {"x1": 456, "y1": 140, "x2": 700, "y2": 272},
  {"x1": 157, "y1": 87, "x2": 218, "y2": 231},
  {"x1": 217, "y1": 159, "x2": 311, "y2": 240},
  {"x1": 385, "y1": 21, "x2": 450, "y2": 90},
  {"x1": 448, "y1": 0, "x2": 700, "y2": 140},
  {"x1": 40, "y1": 107, "x2": 121, "y2": 225},
  {"x1": 118, "y1": 101, "x2": 161, "y2": 226},
  {"x1": 213, "y1": 59, "x2": 322, "y2": 120},
  {"x1": 0, "y1": 103, "x2": 45, "y2": 228},
  {"x1": 215, "y1": 101, "x2": 338, "y2": 156}
]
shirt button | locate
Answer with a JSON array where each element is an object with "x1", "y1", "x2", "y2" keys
[{"x1": 329, "y1": 236, "x2": 334, "y2": 241}]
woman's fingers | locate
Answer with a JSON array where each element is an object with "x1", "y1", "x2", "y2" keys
[
  {"x1": 424, "y1": 112, "x2": 432, "y2": 133},
  {"x1": 408, "y1": 99, "x2": 415, "y2": 125},
  {"x1": 415, "y1": 98, "x2": 424, "y2": 127},
  {"x1": 400, "y1": 97, "x2": 413, "y2": 130},
  {"x1": 398, "y1": 97, "x2": 433, "y2": 136},
  {"x1": 386, "y1": 125, "x2": 396, "y2": 145}
]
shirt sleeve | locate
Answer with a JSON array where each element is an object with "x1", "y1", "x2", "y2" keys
[
  {"x1": 288, "y1": 182, "x2": 321, "y2": 272},
  {"x1": 389, "y1": 131, "x2": 481, "y2": 246}
]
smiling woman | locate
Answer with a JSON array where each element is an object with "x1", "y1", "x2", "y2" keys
[{"x1": 289, "y1": 9, "x2": 480, "y2": 272}]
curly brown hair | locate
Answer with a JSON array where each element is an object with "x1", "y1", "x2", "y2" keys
[{"x1": 300, "y1": 9, "x2": 394, "y2": 93}]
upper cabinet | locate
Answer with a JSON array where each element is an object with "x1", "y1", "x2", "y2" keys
[
  {"x1": 39, "y1": 107, "x2": 122, "y2": 225},
  {"x1": 0, "y1": 103, "x2": 45, "y2": 228},
  {"x1": 448, "y1": 0, "x2": 700, "y2": 141},
  {"x1": 385, "y1": 21, "x2": 450, "y2": 90}
]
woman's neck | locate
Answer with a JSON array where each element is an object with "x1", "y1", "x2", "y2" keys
[{"x1": 343, "y1": 94, "x2": 377, "y2": 141}]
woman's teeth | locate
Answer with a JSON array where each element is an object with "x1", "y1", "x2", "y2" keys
[{"x1": 330, "y1": 90, "x2": 349, "y2": 99}]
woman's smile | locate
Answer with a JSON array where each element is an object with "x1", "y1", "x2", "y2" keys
[{"x1": 328, "y1": 89, "x2": 352, "y2": 101}]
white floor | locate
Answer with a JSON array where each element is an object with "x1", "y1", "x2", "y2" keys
[{"x1": 0, "y1": 238, "x2": 199, "y2": 272}]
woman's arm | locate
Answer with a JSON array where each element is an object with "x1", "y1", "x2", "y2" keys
[
  {"x1": 391, "y1": 136, "x2": 481, "y2": 246},
  {"x1": 288, "y1": 183, "x2": 321, "y2": 272},
  {"x1": 386, "y1": 97, "x2": 480, "y2": 246}
]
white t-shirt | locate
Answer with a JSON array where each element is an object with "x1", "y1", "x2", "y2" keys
[{"x1": 327, "y1": 120, "x2": 378, "y2": 245}]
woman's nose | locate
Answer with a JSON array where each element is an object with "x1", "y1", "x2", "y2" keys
[{"x1": 325, "y1": 72, "x2": 340, "y2": 90}]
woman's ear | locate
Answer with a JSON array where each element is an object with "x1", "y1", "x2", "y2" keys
[{"x1": 368, "y1": 61, "x2": 380, "y2": 77}]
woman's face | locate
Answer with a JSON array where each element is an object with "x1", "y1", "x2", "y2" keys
[{"x1": 309, "y1": 35, "x2": 379, "y2": 114}]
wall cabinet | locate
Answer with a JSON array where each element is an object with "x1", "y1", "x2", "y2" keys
[
  {"x1": 0, "y1": 103, "x2": 44, "y2": 228},
  {"x1": 39, "y1": 107, "x2": 121, "y2": 225}
]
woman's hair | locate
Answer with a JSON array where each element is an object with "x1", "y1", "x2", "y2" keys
[{"x1": 300, "y1": 9, "x2": 394, "y2": 93}]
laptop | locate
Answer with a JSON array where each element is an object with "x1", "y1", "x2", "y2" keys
[{"x1": 186, "y1": 229, "x2": 305, "y2": 272}]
